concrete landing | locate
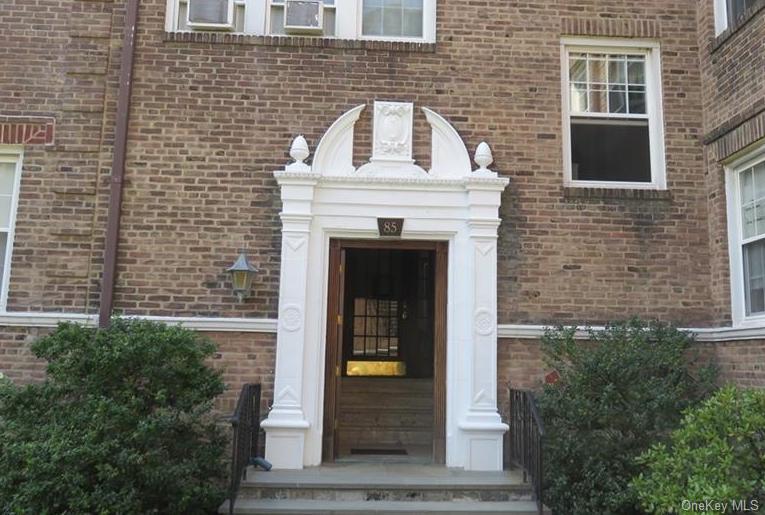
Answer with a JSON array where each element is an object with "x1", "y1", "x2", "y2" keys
[
  {"x1": 243, "y1": 463, "x2": 526, "y2": 489},
  {"x1": 222, "y1": 463, "x2": 544, "y2": 514},
  {"x1": 222, "y1": 499, "x2": 544, "y2": 514}
]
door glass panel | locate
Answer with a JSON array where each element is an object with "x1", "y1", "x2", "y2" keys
[{"x1": 342, "y1": 248, "x2": 434, "y2": 377}]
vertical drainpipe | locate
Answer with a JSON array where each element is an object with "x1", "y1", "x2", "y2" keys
[{"x1": 99, "y1": 0, "x2": 140, "y2": 328}]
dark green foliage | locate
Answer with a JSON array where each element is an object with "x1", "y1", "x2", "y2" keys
[
  {"x1": 0, "y1": 318, "x2": 227, "y2": 515},
  {"x1": 538, "y1": 319, "x2": 717, "y2": 515},
  {"x1": 634, "y1": 386, "x2": 765, "y2": 515}
]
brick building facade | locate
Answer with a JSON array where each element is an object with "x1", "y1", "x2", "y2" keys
[{"x1": 1, "y1": 0, "x2": 763, "y2": 470}]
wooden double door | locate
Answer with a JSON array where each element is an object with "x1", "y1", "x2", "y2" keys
[{"x1": 322, "y1": 239, "x2": 447, "y2": 464}]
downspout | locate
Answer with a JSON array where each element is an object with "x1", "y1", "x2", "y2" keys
[{"x1": 99, "y1": 0, "x2": 139, "y2": 328}]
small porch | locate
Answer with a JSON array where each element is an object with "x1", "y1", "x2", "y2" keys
[
  {"x1": 220, "y1": 462, "x2": 545, "y2": 514},
  {"x1": 222, "y1": 384, "x2": 547, "y2": 515}
]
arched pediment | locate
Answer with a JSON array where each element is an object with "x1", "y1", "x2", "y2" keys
[
  {"x1": 312, "y1": 104, "x2": 365, "y2": 176},
  {"x1": 421, "y1": 107, "x2": 472, "y2": 178},
  {"x1": 296, "y1": 102, "x2": 494, "y2": 180}
]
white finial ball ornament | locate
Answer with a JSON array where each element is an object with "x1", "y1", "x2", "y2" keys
[
  {"x1": 474, "y1": 141, "x2": 493, "y2": 171},
  {"x1": 290, "y1": 135, "x2": 310, "y2": 164}
]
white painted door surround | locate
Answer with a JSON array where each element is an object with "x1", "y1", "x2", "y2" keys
[{"x1": 261, "y1": 102, "x2": 510, "y2": 471}]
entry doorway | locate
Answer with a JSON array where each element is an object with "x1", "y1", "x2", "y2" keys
[{"x1": 322, "y1": 239, "x2": 447, "y2": 464}]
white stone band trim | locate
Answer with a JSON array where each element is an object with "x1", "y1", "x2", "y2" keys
[
  {"x1": 497, "y1": 324, "x2": 765, "y2": 343},
  {"x1": 1, "y1": 312, "x2": 763, "y2": 342},
  {"x1": 0, "y1": 312, "x2": 277, "y2": 333}
]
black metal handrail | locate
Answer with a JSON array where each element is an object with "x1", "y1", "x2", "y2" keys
[
  {"x1": 227, "y1": 383, "x2": 261, "y2": 515},
  {"x1": 509, "y1": 387, "x2": 545, "y2": 515}
]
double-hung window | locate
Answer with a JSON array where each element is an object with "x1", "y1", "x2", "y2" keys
[
  {"x1": 561, "y1": 38, "x2": 666, "y2": 189},
  {"x1": 361, "y1": 0, "x2": 423, "y2": 39},
  {"x1": 714, "y1": 0, "x2": 758, "y2": 34},
  {"x1": 0, "y1": 148, "x2": 22, "y2": 310},
  {"x1": 167, "y1": 0, "x2": 435, "y2": 42},
  {"x1": 726, "y1": 146, "x2": 765, "y2": 325}
]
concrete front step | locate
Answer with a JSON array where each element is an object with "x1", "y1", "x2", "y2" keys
[
  {"x1": 222, "y1": 499, "x2": 545, "y2": 514},
  {"x1": 221, "y1": 463, "x2": 545, "y2": 514}
]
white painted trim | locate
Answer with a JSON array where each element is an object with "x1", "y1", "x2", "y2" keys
[
  {"x1": 560, "y1": 37, "x2": 666, "y2": 190},
  {"x1": 497, "y1": 323, "x2": 765, "y2": 342},
  {"x1": 1, "y1": 311, "x2": 765, "y2": 342},
  {"x1": 0, "y1": 312, "x2": 277, "y2": 333},
  {"x1": 690, "y1": 325, "x2": 765, "y2": 342},
  {"x1": 0, "y1": 147, "x2": 24, "y2": 311},
  {"x1": 714, "y1": 0, "x2": 729, "y2": 35},
  {"x1": 0, "y1": 312, "x2": 97, "y2": 328},
  {"x1": 141, "y1": 315, "x2": 278, "y2": 332},
  {"x1": 165, "y1": 0, "x2": 176, "y2": 32}
]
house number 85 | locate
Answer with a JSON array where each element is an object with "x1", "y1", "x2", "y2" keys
[{"x1": 377, "y1": 218, "x2": 404, "y2": 237}]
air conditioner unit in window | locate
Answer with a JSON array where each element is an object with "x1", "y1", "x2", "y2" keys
[
  {"x1": 188, "y1": 0, "x2": 234, "y2": 30},
  {"x1": 284, "y1": 0, "x2": 323, "y2": 34}
]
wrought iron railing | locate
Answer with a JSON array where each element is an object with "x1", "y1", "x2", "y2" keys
[
  {"x1": 227, "y1": 383, "x2": 261, "y2": 515},
  {"x1": 509, "y1": 387, "x2": 545, "y2": 515}
]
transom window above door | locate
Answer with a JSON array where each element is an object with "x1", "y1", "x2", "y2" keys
[
  {"x1": 166, "y1": 0, "x2": 436, "y2": 42},
  {"x1": 561, "y1": 38, "x2": 667, "y2": 189}
]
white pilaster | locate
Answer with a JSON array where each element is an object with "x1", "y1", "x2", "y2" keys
[
  {"x1": 262, "y1": 142, "x2": 320, "y2": 469},
  {"x1": 457, "y1": 157, "x2": 509, "y2": 471}
]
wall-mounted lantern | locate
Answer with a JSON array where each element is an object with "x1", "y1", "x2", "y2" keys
[{"x1": 226, "y1": 250, "x2": 259, "y2": 302}]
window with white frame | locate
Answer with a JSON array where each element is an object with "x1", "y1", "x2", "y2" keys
[
  {"x1": 0, "y1": 148, "x2": 22, "y2": 310},
  {"x1": 166, "y1": 0, "x2": 435, "y2": 41},
  {"x1": 714, "y1": 0, "x2": 758, "y2": 34},
  {"x1": 726, "y1": 145, "x2": 765, "y2": 324},
  {"x1": 362, "y1": 0, "x2": 423, "y2": 38},
  {"x1": 561, "y1": 38, "x2": 666, "y2": 189}
]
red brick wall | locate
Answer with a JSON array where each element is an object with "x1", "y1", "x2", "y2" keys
[
  {"x1": 1, "y1": 1, "x2": 762, "y2": 407},
  {"x1": 0, "y1": 325, "x2": 276, "y2": 415},
  {"x1": 118, "y1": 0, "x2": 711, "y2": 325},
  {"x1": 1, "y1": 0, "x2": 717, "y2": 327},
  {"x1": 713, "y1": 339, "x2": 765, "y2": 387},
  {"x1": 205, "y1": 331, "x2": 277, "y2": 416},
  {"x1": 0, "y1": 327, "x2": 51, "y2": 384},
  {"x1": 0, "y1": 0, "x2": 117, "y2": 312},
  {"x1": 697, "y1": 1, "x2": 765, "y2": 326}
]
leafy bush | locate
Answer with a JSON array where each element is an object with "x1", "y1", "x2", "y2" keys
[
  {"x1": 633, "y1": 386, "x2": 765, "y2": 515},
  {"x1": 538, "y1": 319, "x2": 716, "y2": 515},
  {"x1": 0, "y1": 318, "x2": 227, "y2": 514}
]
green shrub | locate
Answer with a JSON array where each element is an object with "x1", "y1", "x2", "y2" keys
[
  {"x1": 633, "y1": 386, "x2": 765, "y2": 515},
  {"x1": 0, "y1": 318, "x2": 227, "y2": 515},
  {"x1": 538, "y1": 319, "x2": 716, "y2": 515}
]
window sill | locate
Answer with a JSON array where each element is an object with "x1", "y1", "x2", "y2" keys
[
  {"x1": 711, "y1": 0, "x2": 765, "y2": 53},
  {"x1": 562, "y1": 186, "x2": 672, "y2": 201},
  {"x1": 163, "y1": 31, "x2": 436, "y2": 52}
]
